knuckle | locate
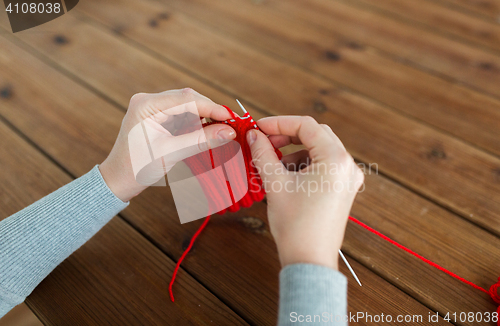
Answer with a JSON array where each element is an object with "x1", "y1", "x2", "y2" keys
[
  {"x1": 311, "y1": 144, "x2": 338, "y2": 163},
  {"x1": 302, "y1": 115, "x2": 317, "y2": 124},
  {"x1": 331, "y1": 150, "x2": 353, "y2": 166},
  {"x1": 320, "y1": 124, "x2": 332, "y2": 132},
  {"x1": 129, "y1": 93, "x2": 151, "y2": 115},
  {"x1": 182, "y1": 87, "x2": 197, "y2": 97},
  {"x1": 197, "y1": 131, "x2": 208, "y2": 151},
  {"x1": 355, "y1": 168, "x2": 365, "y2": 190},
  {"x1": 323, "y1": 146, "x2": 338, "y2": 160},
  {"x1": 252, "y1": 146, "x2": 267, "y2": 162},
  {"x1": 336, "y1": 150, "x2": 351, "y2": 164},
  {"x1": 355, "y1": 165, "x2": 365, "y2": 182},
  {"x1": 358, "y1": 173, "x2": 365, "y2": 185},
  {"x1": 130, "y1": 92, "x2": 147, "y2": 104}
]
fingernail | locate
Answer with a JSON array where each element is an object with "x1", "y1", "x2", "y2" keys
[
  {"x1": 247, "y1": 130, "x2": 257, "y2": 146},
  {"x1": 217, "y1": 128, "x2": 236, "y2": 140}
]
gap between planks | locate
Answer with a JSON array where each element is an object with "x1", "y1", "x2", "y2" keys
[
  {"x1": 2, "y1": 8, "x2": 500, "y2": 242},
  {"x1": 335, "y1": 0, "x2": 500, "y2": 56},
  {"x1": 141, "y1": 0, "x2": 500, "y2": 158},
  {"x1": 0, "y1": 24, "x2": 474, "y2": 324},
  {"x1": 62, "y1": 4, "x2": 500, "y2": 234},
  {"x1": 3, "y1": 19, "x2": 499, "y2": 245}
]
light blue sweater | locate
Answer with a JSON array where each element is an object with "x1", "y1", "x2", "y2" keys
[{"x1": 0, "y1": 166, "x2": 347, "y2": 325}]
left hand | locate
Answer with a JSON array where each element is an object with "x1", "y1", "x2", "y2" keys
[{"x1": 99, "y1": 88, "x2": 236, "y2": 202}]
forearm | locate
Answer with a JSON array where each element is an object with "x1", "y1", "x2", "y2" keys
[
  {"x1": 278, "y1": 264, "x2": 348, "y2": 326},
  {"x1": 0, "y1": 166, "x2": 128, "y2": 317}
]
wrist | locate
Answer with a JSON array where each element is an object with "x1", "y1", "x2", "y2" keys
[
  {"x1": 99, "y1": 160, "x2": 146, "y2": 202},
  {"x1": 276, "y1": 238, "x2": 340, "y2": 270}
]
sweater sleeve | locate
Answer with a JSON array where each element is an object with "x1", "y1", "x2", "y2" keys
[
  {"x1": 278, "y1": 264, "x2": 348, "y2": 325},
  {"x1": 0, "y1": 165, "x2": 129, "y2": 317}
]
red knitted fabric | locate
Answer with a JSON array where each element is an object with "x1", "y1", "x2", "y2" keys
[
  {"x1": 173, "y1": 106, "x2": 281, "y2": 215},
  {"x1": 169, "y1": 106, "x2": 282, "y2": 301}
]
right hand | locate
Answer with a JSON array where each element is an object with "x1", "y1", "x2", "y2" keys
[{"x1": 246, "y1": 116, "x2": 364, "y2": 271}]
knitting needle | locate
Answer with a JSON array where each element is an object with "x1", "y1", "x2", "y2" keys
[
  {"x1": 236, "y1": 98, "x2": 361, "y2": 286},
  {"x1": 236, "y1": 99, "x2": 248, "y2": 114},
  {"x1": 339, "y1": 250, "x2": 362, "y2": 286}
]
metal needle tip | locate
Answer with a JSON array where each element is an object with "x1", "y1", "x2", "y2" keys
[
  {"x1": 339, "y1": 250, "x2": 362, "y2": 286},
  {"x1": 236, "y1": 99, "x2": 248, "y2": 114}
]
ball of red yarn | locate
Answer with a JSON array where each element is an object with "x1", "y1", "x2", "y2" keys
[
  {"x1": 488, "y1": 277, "x2": 500, "y2": 326},
  {"x1": 489, "y1": 277, "x2": 500, "y2": 304}
]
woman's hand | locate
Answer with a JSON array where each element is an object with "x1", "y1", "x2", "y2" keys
[
  {"x1": 247, "y1": 116, "x2": 364, "y2": 270},
  {"x1": 99, "y1": 88, "x2": 236, "y2": 202}
]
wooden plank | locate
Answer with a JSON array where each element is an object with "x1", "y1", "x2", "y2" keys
[
  {"x1": 347, "y1": 173, "x2": 500, "y2": 320},
  {"x1": 157, "y1": 0, "x2": 500, "y2": 157},
  {"x1": 436, "y1": 0, "x2": 500, "y2": 21},
  {"x1": 0, "y1": 120, "x2": 247, "y2": 325},
  {"x1": 0, "y1": 303, "x2": 43, "y2": 326},
  {"x1": 28, "y1": 4, "x2": 500, "y2": 235},
  {"x1": 28, "y1": 218, "x2": 249, "y2": 326},
  {"x1": 272, "y1": 0, "x2": 500, "y2": 98},
  {"x1": 336, "y1": 0, "x2": 500, "y2": 54},
  {"x1": 20, "y1": 9, "x2": 494, "y2": 320},
  {"x1": 1, "y1": 13, "x2": 497, "y2": 326},
  {"x1": 0, "y1": 22, "x2": 454, "y2": 326},
  {"x1": 179, "y1": 0, "x2": 500, "y2": 100}
]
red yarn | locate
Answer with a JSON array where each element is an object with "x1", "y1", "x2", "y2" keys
[
  {"x1": 349, "y1": 215, "x2": 500, "y2": 323},
  {"x1": 490, "y1": 279, "x2": 500, "y2": 325},
  {"x1": 186, "y1": 106, "x2": 282, "y2": 214},
  {"x1": 169, "y1": 105, "x2": 282, "y2": 301},
  {"x1": 489, "y1": 278, "x2": 500, "y2": 305},
  {"x1": 169, "y1": 107, "x2": 499, "y2": 321},
  {"x1": 168, "y1": 215, "x2": 211, "y2": 302}
]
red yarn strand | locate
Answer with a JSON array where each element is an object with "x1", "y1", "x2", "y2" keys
[
  {"x1": 169, "y1": 215, "x2": 211, "y2": 302},
  {"x1": 169, "y1": 106, "x2": 499, "y2": 321},
  {"x1": 348, "y1": 215, "x2": 500, "y2": 325},
  {"x1": 348, "y1": 216, "x2": 489, "y2": 294},
  {"x1": 169, "y1": 129, "x2": 218, "y2": 302}
]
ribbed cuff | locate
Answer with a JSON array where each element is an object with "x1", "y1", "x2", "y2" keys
[
  {"x1": 0, "y1": 165, "x2": 128, "y2": 317},
  {"x1": 0, "y1": 285, "x2": 24, "y2": 317},
  {"x1": 278, "y1": 264, "x2": 348, "y2": 326}
]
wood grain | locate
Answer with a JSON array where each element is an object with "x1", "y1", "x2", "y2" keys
[
  {"x1": 217, "y1": 0, "x2": 500, "y2": 99},
  {"x1": 0, "y1": 120, "x2": 247, "y2": 325},
  {"x1": 24, "y1": 5, "x2": 500, "y2": 235},
  {"x1": 436, "y1": 0, "x2": 500, "y2": 21},
  {"x1": 0, "y1": 20, "x2": 454, "y2": 325},
  {"x1": 279, "y1": 0, "x2": 500, "y2": 97},
  {"x1": 0, "y1": 11, "x2": 497, "y2": 325},
  {"x1": 0, "y1": 303, "x2": 43, "y2": 326},
  {"x1": 339, "y1": 0, "x2": 500, "y2": 53},
  {"x1": 157, "y1": 0, "x2": 500, "y2": 157}
]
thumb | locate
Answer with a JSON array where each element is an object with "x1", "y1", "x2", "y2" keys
[
  {"x1": 247, "y1": 129, "x2": 283, "y2": 183},
  {"x1": 150, "y1": 124, "x2": 236, "y2": 161},
  {"x1": 173, "y1": 124, "x2": 236, "y2": 155},
  {"x1": 200, "y1": 124, "x2": 237, "y2": 149}
]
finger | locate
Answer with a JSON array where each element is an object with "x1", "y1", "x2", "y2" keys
[
  {"x1": 320, "y1": 124, "x2": 346, "y2": 150},
  {"x1": 247, "y1": 129, "x2": 284, "y2": 183},
  {"x1": 149, "y1": 124, "x2": 236, "y2": 163},
  {"x1": 257, "y1": 116, "x2": 344, "y2": 162},
  {"x1": 132, "y1": 88, "x2": 233, "y2": 122},
  {"x1": 160, "y1": 88, "x2": 234, "y2": 121},
  {"x1": 280, "y1": 149, "x2": 311, "y2": 171},
  {"x1": 268, "y1": 135, "x2": 302, "y2": 148}
]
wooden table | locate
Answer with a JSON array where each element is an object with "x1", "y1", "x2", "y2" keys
[{"x1": 1, "y1": 0, "x2": 499, "y2": 324}]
